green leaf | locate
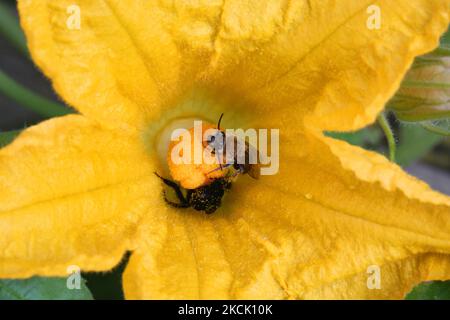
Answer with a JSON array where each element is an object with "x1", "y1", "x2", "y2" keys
[
  {"x1": 0, "y1": 129, "x2": 21, "y2": 147},
  {"x1": 325, "y1": 126, "x2": 382, "y2": 149},
  {"x1": 421, "y1": 119, "x2": 450, "y2": 136},
  {"x1": 396, "y1": 124, "x2": 444, "y2": 166},
  {"x1": 440, "y1": 26, "x2": 450, "y2": 47},
  {"x1": 406, "y1": 281, "x2": 450, "y2": 300},
  {"x1": 0, "y1": 276, "x2": 93, "y2": 300}
]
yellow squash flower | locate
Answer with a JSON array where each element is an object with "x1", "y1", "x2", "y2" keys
[{"x1": 1, "y1": 0, "x2": 450, "y2": 299}]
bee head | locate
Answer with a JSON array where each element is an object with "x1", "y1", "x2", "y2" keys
[
  {"x1": 205, "y1": 130, "x2": 225, "y2": 153},
  {"x1": 203, "y1": 113, "x2": 226, "y2": 153}
]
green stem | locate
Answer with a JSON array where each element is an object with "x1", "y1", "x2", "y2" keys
[
  {"x1": 0, "y1": 70, "x2": 70, "y2": 118},
  {"x1": 377, "y1": 112, "x2": 396, "y2": 162},
  {"x1": 0, "y1": 2, "x2": 29, "y2": 57}
]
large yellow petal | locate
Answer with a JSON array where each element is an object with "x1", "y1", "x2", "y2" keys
[
  {"x1": 0, "y1": 115, "x2": 158, "y2": 278},
  {"x1": 19, "y1": 0, "x2": 450, "y2": 132},
  {"x1": 208, "y1": 0, "x2": 450, "y2": 131},
  {"x1": 18, "y1": 0, "x2": 223, "y2": 130},
  {"x1": 303, "y1": 254, "x2": 450, "y2": 299},
  {"x1": 123, "y1": 133, "x2": 450, "y2": 299},
  {"x1": 16, "y1": 0, "x2": 450, "y2": 299}
]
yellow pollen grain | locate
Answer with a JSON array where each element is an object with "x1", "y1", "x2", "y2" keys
[{"x1": 167, "y1": 123, "x2": 227, "y2": 189}]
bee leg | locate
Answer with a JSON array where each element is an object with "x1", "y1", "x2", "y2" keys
[
  {"x1": 207, "y1": 163, "x2": 233, "y2": 174},
  {"x1": 230, "y1": 165, "x2": 244, "y2": 178},
  {"x1": 162, "y1": 191, "x2": 190, "y2": 208},
  {"x1": 186, "y1": 189, "x2": 193, "y2": 203},
  {"x1": 154, "y1": 172, "x2": 189, "y2": 208},
  {"x1": 216, "y1": 153, "x2": 224, "y2": 171},
  {"x1": 230, "y1": 171, "x2": 239, "y2": 178},
  {"x1": 224, "y1": 181, "x2": 232, "y2": 190}
]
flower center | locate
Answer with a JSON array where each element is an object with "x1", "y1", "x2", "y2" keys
[
  {"x1": 145, "y1": 89, "x2": 262, "y2": 214},
  {"x1": 155, "y1": 117, "x2": 202, "y2": 173},
  {"x1": 146, "y1": 89, "x2": 251, "y2": 173}
]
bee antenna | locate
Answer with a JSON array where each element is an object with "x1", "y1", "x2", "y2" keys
[{"x1": 217, "y1": 113, "x2": 224, "y2": 130}]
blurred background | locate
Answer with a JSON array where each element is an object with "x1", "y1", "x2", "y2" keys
[{"x1": 0, "y1": 0, "x2": 449, "y2": 299}]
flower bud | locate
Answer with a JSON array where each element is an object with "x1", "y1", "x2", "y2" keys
[{"x1": 388, "y1": 53, "x2": 450, "y2": 122}]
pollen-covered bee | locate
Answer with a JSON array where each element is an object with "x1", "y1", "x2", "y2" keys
[
  {"x1": 156, "y1": 113, "x2": 261, "y2": 215},
  {"x1": 155, "y1": 173, "x2": 231, "y2": 214},
  {"x1": 204, "y1": 113, "x2": 261, "y2": 179}
]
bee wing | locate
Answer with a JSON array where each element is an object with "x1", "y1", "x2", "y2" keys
[
  {"x1": 225, "y1": 133, "x2": 261, "y2": 175},
  {"x1": 242, "y1": 140, "x2": 261, "y2": 179},
  {"x1": 248, "y1": 163, "x2": 261, "y2": 179},
  {"x1": 245, "y1": 140, "x2": 261, "y2": 161}
]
